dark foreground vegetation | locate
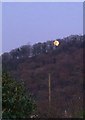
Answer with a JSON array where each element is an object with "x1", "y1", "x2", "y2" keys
[
  {"x1": 2, "y1": 72, "x2": 36, "y2": 119},
  {"x1": 2, "y1": 35, "x2": 84, "y2": 118}
]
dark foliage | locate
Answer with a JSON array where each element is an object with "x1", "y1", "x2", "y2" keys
[{"x1": 2, "y1": 72, "x2": 36, "y2": 119}]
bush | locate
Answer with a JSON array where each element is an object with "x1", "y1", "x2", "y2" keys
[{"x1": 2, "y1": 72, "x2": 36, "y2": 119}]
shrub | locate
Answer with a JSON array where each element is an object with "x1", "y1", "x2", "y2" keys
[{"x1": 2, "y1": 72, "x2": 36, "y2": 119}]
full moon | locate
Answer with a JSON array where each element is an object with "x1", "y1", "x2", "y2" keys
[{"x1": 53, "y1": 40, "x2": 59, "y2": 46}]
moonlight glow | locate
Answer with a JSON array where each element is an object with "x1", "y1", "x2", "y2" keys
[{"x1": 53, "y1": 40, "x2": 59, "y2": 46}]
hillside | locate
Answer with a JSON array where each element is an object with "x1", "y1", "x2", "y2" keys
[{"x1": 2, "y1": 35, "x2": 84, "y2": 118}]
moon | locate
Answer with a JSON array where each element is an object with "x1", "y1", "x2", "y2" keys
[{"x1": 53, "y1": 40, "x2": 59, "y2": 46}]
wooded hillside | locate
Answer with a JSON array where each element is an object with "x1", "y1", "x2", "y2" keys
[{"x1": 2, "y1": 35, "x2": 84, "y2": 118}]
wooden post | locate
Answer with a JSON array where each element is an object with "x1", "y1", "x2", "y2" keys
[{"x1": 48, "y1": 73, "x2": 51, "y2": 117}]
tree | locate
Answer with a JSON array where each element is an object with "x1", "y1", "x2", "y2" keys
[
  {"x1": 42, "y1": 42, "x2": 47, "y2": 54},
  {"x1": 46, "y1": 41, "x2": 53, "y2": 52},
  {"x1": 2, "y1": 72, "x2": 36, "y2": 119},
  {"x1": 32, "y1": 43, "x2": 42, "y2": 56},
  {"x1": 19, "y1": 45, "x2": 31, "y2": 58}
]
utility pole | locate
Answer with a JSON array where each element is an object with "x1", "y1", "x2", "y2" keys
[{"x1": 48, "y1": 73, "x2": 51, "y2": 117}]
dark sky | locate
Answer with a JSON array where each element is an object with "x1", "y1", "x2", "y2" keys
[{"x1": 2, "y1": 2, "x2": 83, "y2": 53}]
